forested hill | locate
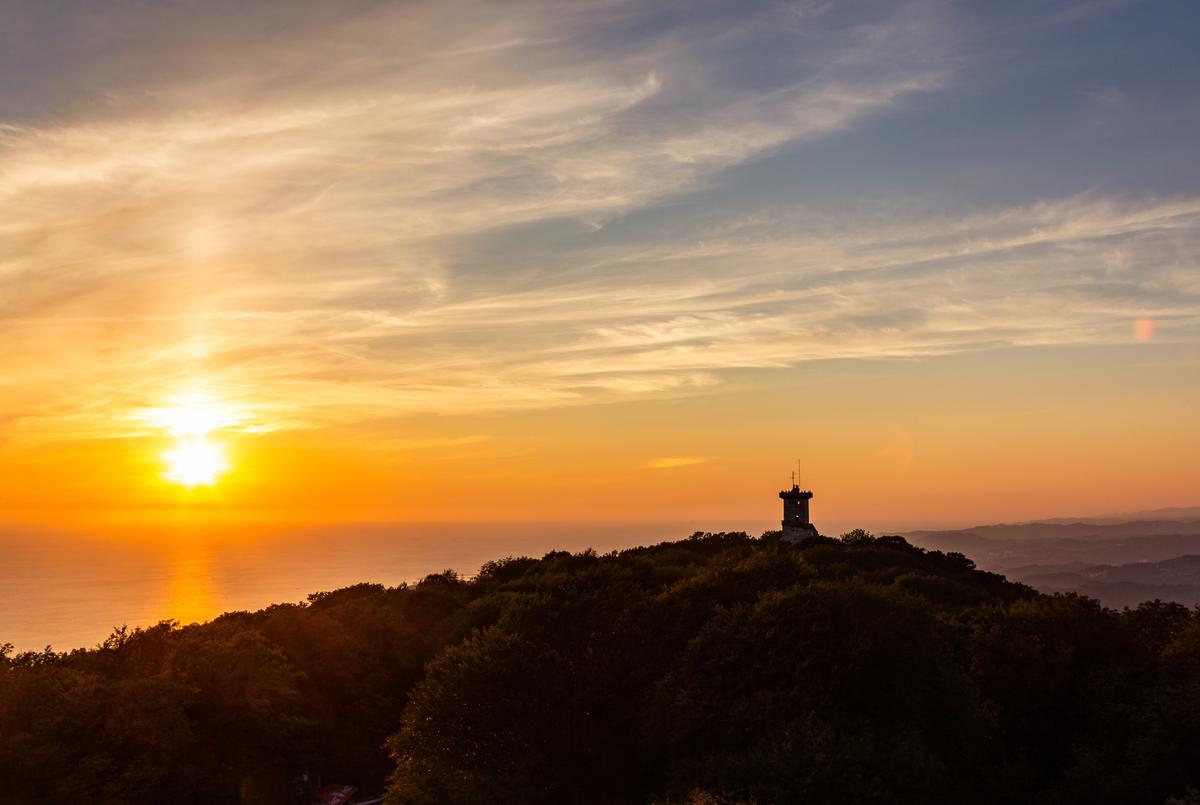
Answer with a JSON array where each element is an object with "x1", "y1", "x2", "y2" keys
[{"x1": 5, "y1": 531, "x2": 1200, "y2": 805}]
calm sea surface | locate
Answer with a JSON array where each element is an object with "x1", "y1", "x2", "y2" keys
[{"x1": 0, "y1": 520, "x2": 773, "y2": 651}]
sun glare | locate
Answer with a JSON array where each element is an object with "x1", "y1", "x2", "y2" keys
[
  {"x1": 149, "y1": 393, "x2": 239, "y2": 488},
  {"x1": 145, "y1": 393, "x2": 240, "y2": 437},
  {"x1": 164, "y1": 438, "x2": 227, "y2": 487}
]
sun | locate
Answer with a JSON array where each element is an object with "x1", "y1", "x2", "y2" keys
[
  {"x1": 145, "y1": 393, "x2": 239, "y2": 488},
  {"x1": 164, "y1": 437, "x2": 227, "y2": 488}
]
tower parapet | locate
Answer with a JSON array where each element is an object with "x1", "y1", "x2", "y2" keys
[{"x1": 779, "y1": 484, "x2": 819, "y2": 542}]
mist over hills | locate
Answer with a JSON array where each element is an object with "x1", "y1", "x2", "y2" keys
[
  {"x1": 907, "y1": 517, "x2": 1200, "y2": 543},
  {"x1": 903, "y1": 508, "x2": 1200, "y2": 608},
  {"x1": 1036, "y1": 506, "x2": 1200, "y2": 524},
  {"x1": 1021, "y1": 555, "x2": 1200, "y2": 609}
]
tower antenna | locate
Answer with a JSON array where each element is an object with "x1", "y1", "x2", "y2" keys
[{"x1": 797, "y1": 459, "x2": 802, "y2": 489}]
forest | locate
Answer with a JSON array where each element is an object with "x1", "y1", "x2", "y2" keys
[{"x1": 4, "y1": 530, "x2": 1200, "y2": 804}]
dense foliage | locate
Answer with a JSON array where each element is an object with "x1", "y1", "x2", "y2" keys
[{"x1": 4, "y1": 531, "x2": 1200, "y2": 804}]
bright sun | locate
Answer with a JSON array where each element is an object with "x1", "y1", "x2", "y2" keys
[
  {"x1": 147, "y1": 393, "x2": 238, "y2": 488},
  {"x1": 164, "y1": 437, "x2": 227, "y2": 487}
]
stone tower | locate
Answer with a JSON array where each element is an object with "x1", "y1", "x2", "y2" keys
[{"x1": 779, "y1": 482, "x2": 819, "y2": 542}]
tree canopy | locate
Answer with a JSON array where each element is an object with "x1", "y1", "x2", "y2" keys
[{"x1": 3, "y1": 531, "x2": 1200, "y2": 804}]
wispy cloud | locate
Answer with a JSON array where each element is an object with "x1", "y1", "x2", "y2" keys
[
  {"x1": 647, "y1": 457, "x2": 708, "y2": 470},
  {"x1": 1, "y1": 0, "x2": 1194, "y2": 445}
]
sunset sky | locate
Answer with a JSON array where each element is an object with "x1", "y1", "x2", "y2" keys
[{"x1": 1, "y1": 0, "x2": 1198, "y2": 530}]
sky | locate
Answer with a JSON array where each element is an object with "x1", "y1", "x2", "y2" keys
[{"x1": 0, "y1": 0, "x2": 1198, "y2": 530}]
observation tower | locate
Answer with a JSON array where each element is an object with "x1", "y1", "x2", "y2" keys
[{"x1": 779, "y1": 476, "x2": 819, "y2": 542}]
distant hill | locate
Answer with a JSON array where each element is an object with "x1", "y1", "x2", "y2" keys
[
  {"x1": 907, "y1": 518, "x2": 1200, "y2": 543},
  {"x1": 1021, "y1": 554, "x2": 1200, "y2": 609},
  {"x1": 1037, "y1": 506, "x2": 1200, "y2": 524},
  {"x1": 904, "y1": 515, "x2": 1200, "y2": 608}
]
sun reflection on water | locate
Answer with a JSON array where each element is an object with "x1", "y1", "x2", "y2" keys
[{"x1": 163, "y1": 540, "x2": 218, "y2": 627}]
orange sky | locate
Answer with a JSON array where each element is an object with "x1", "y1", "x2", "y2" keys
[{"x1": 1, "y1": 342, "x2": 1196, "y2": 532}]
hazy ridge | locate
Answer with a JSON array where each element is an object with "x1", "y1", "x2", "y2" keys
[{"x1": 904, "y1": 507, "x2": 1200, "y2": 607}]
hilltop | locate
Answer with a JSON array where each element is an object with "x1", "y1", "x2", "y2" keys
[{"x1": 4, "y1": 530, "x2": 1200, "y2": 804}]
